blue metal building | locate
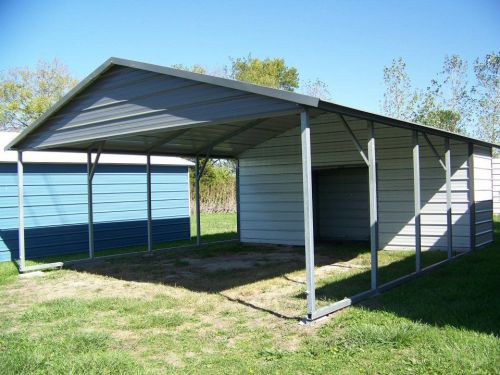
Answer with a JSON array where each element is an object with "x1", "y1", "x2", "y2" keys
[{"x1": 0, "y1": 132, "x2": 192, "y2": 262}]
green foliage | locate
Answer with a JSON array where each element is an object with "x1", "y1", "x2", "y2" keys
[
  {"x1": 382, "y1": 53, "x2": 499, "y2": 143},
  {"x1": 382, "y1": 58, "x2": 419, "y2": 122},
  {"x1": 170, "y1": 63, "x2": 207, "y2": 74},
  {"x1": 0, "y1": 59, "x2": 77, "y2": 130},
  {"x1": 228, "y1": 55, "x2": 299, "y2": 91},
  {"x1": 416, "y1": 109, "x2": 461, "y2": 133},
  {"x1": 473, "y1": 52, "x2": 499, "y2": 149},
  {"x1": 190, "y1": 160, "x2": 236, "y2": 213}
]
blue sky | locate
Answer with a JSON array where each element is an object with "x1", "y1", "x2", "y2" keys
[{"x1": 1, "y1": 0, "x2": 498, "y2": 112}]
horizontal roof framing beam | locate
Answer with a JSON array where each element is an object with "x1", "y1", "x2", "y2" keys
[
  {"x1": 20, "y1": 108, "x2": 302, "y2": 153},
  {"x1": 318, "y1": 101, "x2": 497, "y2": 149}
]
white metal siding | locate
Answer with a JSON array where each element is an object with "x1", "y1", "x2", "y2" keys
[
  {"x1": 474, "y1": 146, "x2": 494, "y2": 247},
  {"x1": 493, "y1": 158, "x2": 500, "y2": 215},
  {"x1": 376, "y1": 124, "x2": 470, "y2": 251},
  {"x1": 239, "y1": 113, "x2": 368, "y2": 245},
  {"x1": 239, "y1": 113, "x2": 472, "y2": 250}
]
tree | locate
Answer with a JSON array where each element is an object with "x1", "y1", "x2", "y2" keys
[
  {"x1": 430, "y1": 55, "x2": 471, "y2": 133},
  {"x1": 418, "y1": 109, "x2": 461, "y2": 133},
  {"x1": 382, "y1": 56, "x2": 470, "y2": 134},
  {"x1": 0, "y1": 59, "x2": 77, "y2": 131},
  {"x1": 302, "y1": 78, "x2": 331, "y2": 99},
  {"x1": 382, "y1": 58, "x2": 418, "y2": 121},
  {"x1": 171, "y1": 64, "x2": 207, "y2": 74},
  {"x1": 228, "y1": 55, "x2": 299, "y2": 91},
  {"x1": 473, "y1": 52, "x2": 499, "y2": 148}
]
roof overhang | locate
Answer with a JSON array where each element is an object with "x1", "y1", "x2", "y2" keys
[{"x1": 6, "y1": 57, "x2": 499, "y2": 157}]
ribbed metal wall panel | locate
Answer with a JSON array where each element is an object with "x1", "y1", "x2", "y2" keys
[
  {"x1": 376, "y1": 124, "x2": 470, "y2": 251},
  {"x1": 473, "y1": 146, "x2": 494, "y2": 247},
  {"x1": 0, "y1": 163, "x2": 190, "y2": 262},
  {"x1": 19, "y1": 66, "x2": 299, "y2": 150},
  {"x1": 239, "y1": 113, "x2": 473, "y2": 251},
  {"x1": 494, "y1": 158, "x2": 500, "y2": 215}
]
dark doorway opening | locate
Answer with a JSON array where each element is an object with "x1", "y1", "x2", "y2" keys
[{"x1": 313, "y1": 166, "x2": 370, "y2": 242}]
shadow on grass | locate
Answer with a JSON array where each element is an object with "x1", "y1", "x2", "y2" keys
[
  {"x1": 70, "y1": 239, "x2": 369, "y2": 294},
  {"x1": 313, "y1": 220, "x2": 500, "y2": 336},
  {"x1": 66, "y1": 220, "x2": 499, "y2": 336},
  {"x1": 305, "y1": 251, "x2": 447, "y2": 302},
  {"x1": 25, "y1": 231, "x2": 239, "y2": 266}
]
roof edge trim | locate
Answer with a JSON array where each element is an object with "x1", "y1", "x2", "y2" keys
[
  {"x1": 318, "y1": 100, "x2": 500, "y2": 149},
  {"x1": 6, "y1": 58, "x2": 117, "y2": 151}
]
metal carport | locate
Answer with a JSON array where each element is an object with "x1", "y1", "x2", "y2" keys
[{"x1": 6, "y1": 57, "x2": 500, "y2": 321}]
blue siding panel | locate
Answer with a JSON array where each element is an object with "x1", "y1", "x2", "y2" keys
[{"x1": 0, "y1": 163, "x2": 190, "y2": 262}]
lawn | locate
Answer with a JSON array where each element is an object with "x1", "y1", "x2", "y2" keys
[{"x1": 0, "y1": 215, "x2": 498, "y2": 374}]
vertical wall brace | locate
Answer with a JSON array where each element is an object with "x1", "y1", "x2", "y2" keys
[
  {"x1": 300, "y1": 110, "x2": 316, "y2": 319},
  {"x1": 195, "y1": 156, "x2": 201, "y2": 246},
  {"x1": 445, "y1": 138, "x2": 452, "y2": 258},
  {"x1": 17, "y1": 151, "x2": 25, "y2": 271},
  {"x1": 235, "y1": 158, "x2": 241, "y2": 241},
  {"x1": 146, "y1": 154, "x2": 153, "y2": 252},
  {"x1": 367, "y1": 121, "x2": 378, "y2": 290},
  {"x1": 468, "y1": 143, "x2": 476, "y2": 250},
  {"x1": 87, "y1": 152, "x2": 95, "y2": 259},
  {"x1": 86, "y1": 144, "x2": 103, "y2": 259},
  {"x1": 413, "y1": 131, "x2": 422, "y2": 271}
]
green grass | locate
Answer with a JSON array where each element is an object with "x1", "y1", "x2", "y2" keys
[{"x1": 0, "y1": 215, "x2": 498, "y2": 374}]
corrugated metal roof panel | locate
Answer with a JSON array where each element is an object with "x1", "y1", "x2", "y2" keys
[{"x1": 6, "y1": 57, "x2": 498, "y2": 156}]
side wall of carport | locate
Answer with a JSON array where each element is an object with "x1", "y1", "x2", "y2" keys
[
  {"x1": 238, "y1": 113, "x2": 480, "y2": 251},
  {"x1": 494, "y1": 158, "x2": 500, "y2": 215},
  {"x1": 473, "y1": 146, "x2": 494, "y2": 247}
]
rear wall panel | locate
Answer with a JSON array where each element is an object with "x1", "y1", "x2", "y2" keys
[
  {"x1": 239, "y1": 113, "x2": 472, "y2": 251},
  {"x1": 494, "y1": 158, "x2": 500, "y2": 215},
  {"x1": 473, "y1": 146, "x2": 494, "y2": 247}
]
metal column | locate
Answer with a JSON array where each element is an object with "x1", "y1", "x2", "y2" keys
[
  {"x1": 300, "y1": 110, "x2": 316, "y2": 319},
  {"x1": 445, "y1": 138, "x2": 452, "y2": 258},
  {"x1": 17, "y1": 151, "x2": 25, "y2": 271},
  {"x1": 87, "y1": 152, "x2": 94, "y2": 259},
  {"x1": 146, "y1": 154, "x2": 153, "y2": 252},
  {"x1": 468, "y1": 143, "x2": 476, "y2": 250},
  {"x1": 235, "y1": 158, "x2": 241, "y2": 241},
  {"x1": 368, "y1": 122, "x2": 378, "y2": 290},
  {"x1": 195, "y1": 156, "x2": 201, "y2": 246},
  {"x1": 413, "y1": 131, "x2": 422, "y2": 271}
]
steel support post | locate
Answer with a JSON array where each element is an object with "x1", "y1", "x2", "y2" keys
[
  {"x1": 445, "y1": 138, "x2": 452, "y2": 258},
  {"x1": 195, "y1": 156, "x2": 201, "y2": 246},
  {"x1": 368, "y1": 121, "x2": 378, "y2": 290},
  {"x1": 413, "y1": 131, "x2": 422, "y2": 271},
  {"x1": 468, "y1": 143, "x2": 476, "y2": 250},
  {"x1": 147, "y1": 154, "x2": 153, "y2": 252},
  {"x1": 300, "y1": 110, "x2": 316, "y2": 319},
  {"x1": 87, "y1": 151, "x2": 95, "y2": 259},
  {"x1": 235, "y1": 158, "x2": 241, "y2": 241},
  {"x1": 17, "y1": 151, "x2": 25, "y2": 271}
]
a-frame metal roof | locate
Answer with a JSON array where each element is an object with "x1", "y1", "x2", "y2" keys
[{"x1": 6, "y1": 57, "x2": 498, "y2": 156}]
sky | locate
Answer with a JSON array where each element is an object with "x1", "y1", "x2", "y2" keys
[{"x1": 0, "y1": 0, "x2": 498, "y2": 113}]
